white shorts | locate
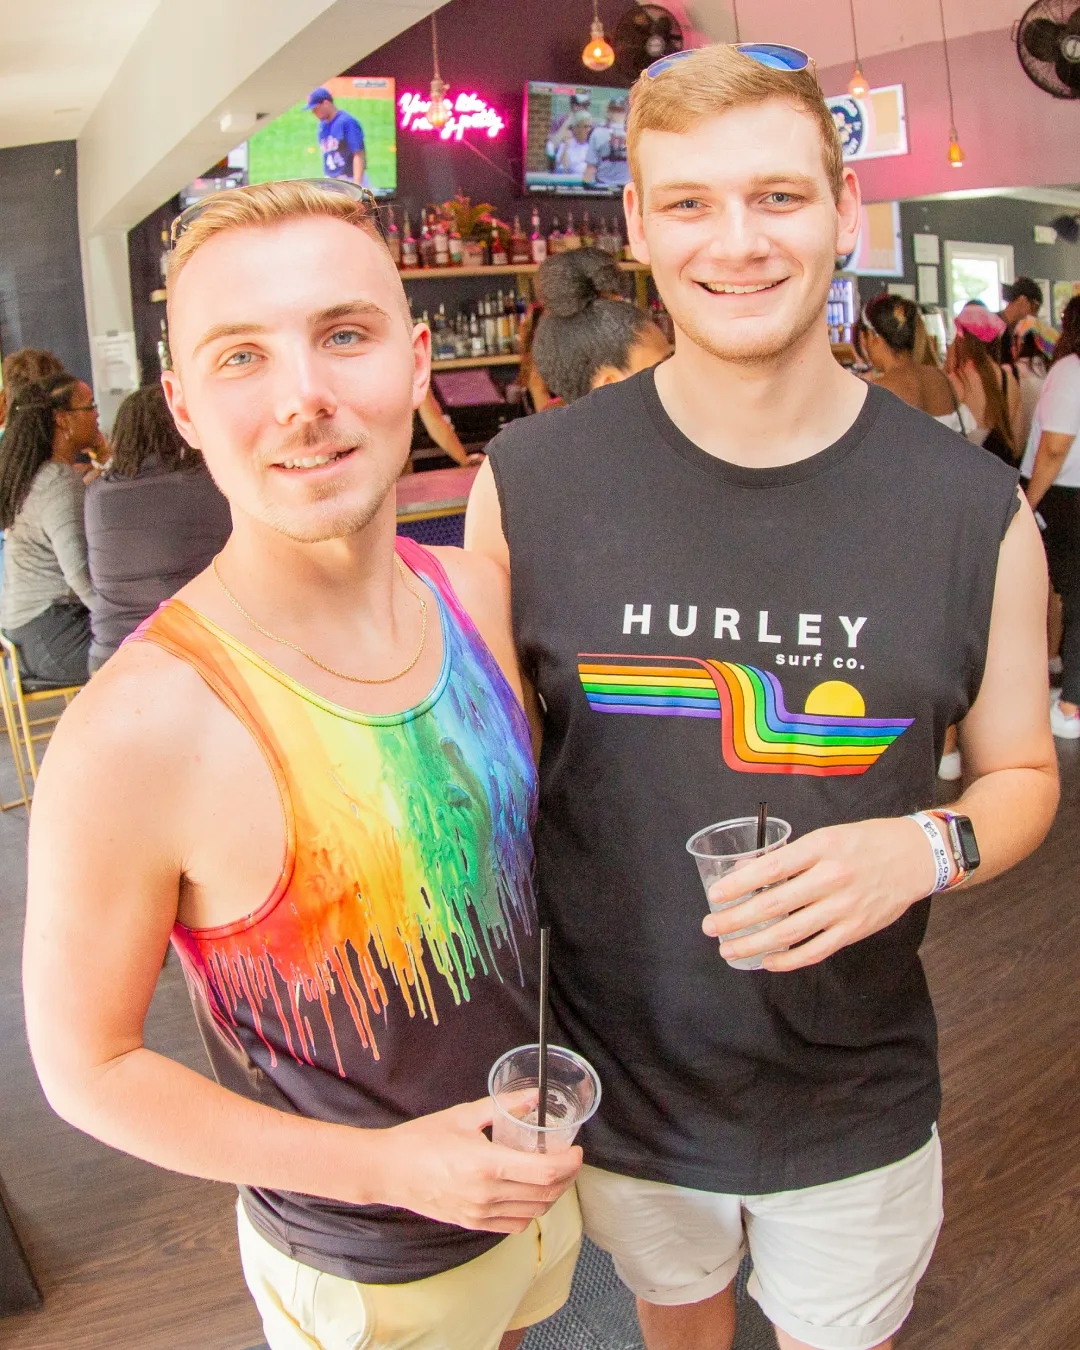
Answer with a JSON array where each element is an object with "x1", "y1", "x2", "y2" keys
[{"x1": 577, "y1": 1130, "x2": 942, "y2": 1350}]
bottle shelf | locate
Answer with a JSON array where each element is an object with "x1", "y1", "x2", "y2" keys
[
  {"x1": 431, "y1": 354, "x2": 521, "y2": 371},
  {"x1": 399, "y1": 261, "x2": 650, "y2": 281}
]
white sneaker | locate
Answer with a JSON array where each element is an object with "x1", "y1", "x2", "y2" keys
[
  {"x1": 1049, "y1": 655, "x2": 1063, "y2": 679},
  {"x1": 937, "y1": 749, "x2": 962, "y2": 781},
  {"x1": 1050, "y1": 700, "x2": 1080, "y2": 739}
]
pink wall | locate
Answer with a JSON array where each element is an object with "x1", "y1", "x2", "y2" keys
[{"x1": 817, "y1": 28, "x2": 1080, "y2": 202}]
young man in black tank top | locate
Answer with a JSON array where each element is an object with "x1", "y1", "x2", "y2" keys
[{"x1": 467, "y1": 43, "x2": 1057, "y2": 1350}]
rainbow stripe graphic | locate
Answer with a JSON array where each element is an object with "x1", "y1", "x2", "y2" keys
[{"x1": 578, "y1": 654, "x2": 912, "y2": 777}]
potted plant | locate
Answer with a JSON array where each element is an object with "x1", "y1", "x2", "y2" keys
[{"x1": 438, "y1": 193, "x2": 510, "y2": 266}]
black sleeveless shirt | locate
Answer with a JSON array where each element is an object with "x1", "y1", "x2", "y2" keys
[{"x1": 487, "y1": 374, "x2": 1019, "y2": 1194}]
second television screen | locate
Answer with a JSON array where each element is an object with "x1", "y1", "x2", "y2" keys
[{"x1": 523, "y1": 81, "x2": 630, "y2": 195}]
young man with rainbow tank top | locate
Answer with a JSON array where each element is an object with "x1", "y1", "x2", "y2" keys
[
  {"x1": 466, "y1": 43, "x2": 1058, "y2": 1350},
  {"x1": 23, "y1": 181, "x2": 582, "y2": 1350}
]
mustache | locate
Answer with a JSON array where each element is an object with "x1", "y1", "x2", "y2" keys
[{"x1": 260, "y1": 423, "x2": 370, "y2": 468}]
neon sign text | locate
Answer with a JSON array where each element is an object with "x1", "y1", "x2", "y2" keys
[{"x1": 398, "y1": 90, "x2": 506, "y2": 141}]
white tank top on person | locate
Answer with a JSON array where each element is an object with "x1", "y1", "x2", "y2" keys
[
  {"x1": 934, "y1": 403, "x2": 977, "y2": 437},
  {"x1": 1021, "y1": 353, "x2": 1080, "y2": 488}
]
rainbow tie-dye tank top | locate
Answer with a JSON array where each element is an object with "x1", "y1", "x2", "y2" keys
[{"x1": 133, "y1": 537, "x2": 540, "y2": 1283}]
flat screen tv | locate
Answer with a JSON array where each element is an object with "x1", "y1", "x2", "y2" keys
[
  {"x1": 179, "y1": 76, "x2": 397, "y2": 208},
  {"x1": 523, "y1": 80, "x2": 631, "y2": 196}
]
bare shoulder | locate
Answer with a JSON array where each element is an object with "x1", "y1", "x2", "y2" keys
[
  {"x1": 463, "y1": 457, "x2": 510, "y2": 571},
  {"x1": 427, "y1": 545, "x2": 522, "y2": 699}
]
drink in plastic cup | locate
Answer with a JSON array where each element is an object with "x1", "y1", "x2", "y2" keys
[
  {"x1": 489, "y1": 1044, "x2": 601, "y2": 1153},
  {"x1": 686, "y1": 816, "x2": 793, "y2": 971}
]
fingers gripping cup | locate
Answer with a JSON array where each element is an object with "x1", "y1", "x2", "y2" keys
[
  {"x1": 686, "y1": 816, "x2": 793, "y2": 971},
  {"x1": 489, "y1": 1045, "x2": 601, "y2": 1153}
]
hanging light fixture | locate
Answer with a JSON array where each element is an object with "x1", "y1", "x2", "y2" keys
[
  {"x1": 937, "y1": 0, "x2": 964, "y2": 167},
  {"x1": 732, "y1": 0, "x2": 741, "y2": 43},
  {"x1": 846, "y1": 0, "x2": 869, "y2": 98},
  {"x1": 426, "y1": 13, "x2": 452, "y2": 130},
  {"x1": 582, "y1": 0, "x2": 615, "y2": 72}
]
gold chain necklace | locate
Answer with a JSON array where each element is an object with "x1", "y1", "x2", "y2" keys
[{"x1": 211, "y1": 555, "x2": 428, "y2": 685}]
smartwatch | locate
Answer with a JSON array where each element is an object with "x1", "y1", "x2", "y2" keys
[{"x1": 928, "y1": 810, "x2": 981, "y2": 887}]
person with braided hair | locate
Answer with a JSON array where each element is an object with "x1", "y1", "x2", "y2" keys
[{"x1": 0, "y1": 373, "x2": 100, "y2": 682}]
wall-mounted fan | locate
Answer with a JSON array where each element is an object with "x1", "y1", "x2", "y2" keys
[
  {"x1": 1051, "y1": 213, "x2": 1080, "y2": 243},
  {"x1": 1015, "y1": 0, "x2": 1080, "y2": 98},
  {"x1": 612, "y1": 4, "x2": 684, "y2": 82}
]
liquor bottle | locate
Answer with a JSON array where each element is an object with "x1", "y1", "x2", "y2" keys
[
  {"x1": 449, "y1": 220, "x2": 464, "y2": 266},
  {"x1": 530, "y1": 208, "x2": 547, "y2": 263},
  {"x1": 419, "y1": 212, "x2": 436, "y2": 269},
  {"x1": 469, "y1": 307, "x2": 486, "y2": 358},
  {"x1": 581, "y1": 210, "x2": 596, "y2": 250},
  {"x1": 385, "y1": 205, "x2": 402, "y2": 267},
  {"x1": 491, "y1": 225, "x2": 508, "y2": 268},
  {"x1": 400, "y1": 212, "x2": 419, "y2": 269},
  {"x1": 495, "y1": 290, "x2": 510, "y2": 354},
  {"x1": 505, "y1": 288, "x2": 519, "y2": 349},
  {"x1": 563, "y1": 209, "x2": 581, "y2": 251},
  {"x1": 547, "y1": 215, "x2": 564, "y2": 255},
  {"x1": 156, "y1": 318, "x2": 171, "y2": 374},
  {"x1": 454, "y1": 312, "x2": 470, "y2": 359},
  {"x1": 482, "y1": 297, "x2": 498, "y2": 354},
  {"x1": 509, "y1": 215, "x2": 530, "y2": 265},
  {"x1": 433, "y1": 215, "x2": 450, "y2": 267},
  {"x1": 159, "y1": 229, "x2": 170, "y2": 286},
  {"x1": 433, "y1": 303, "x2": 457, "y2": 361}
]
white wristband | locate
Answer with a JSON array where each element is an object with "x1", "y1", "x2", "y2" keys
[{"x1": 909, "y1": 812, "x2": 952, "y2": 894}]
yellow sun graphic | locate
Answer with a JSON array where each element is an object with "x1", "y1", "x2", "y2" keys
[{"x1": 804, "y1": 680, "x2": 866, "y2": 718}]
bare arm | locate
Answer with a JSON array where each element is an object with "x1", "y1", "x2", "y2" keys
[
  {"x1": 705, "y1": 497, "x2": 1058, "y2": 969},
  {"x1": 1025, "y1": 431, "x2": 1074, "y2": 510},
  {"x1": 418, "y1": 388, "x2": 469, "y2": 466},
  {"x1": 23, "y1": 650, "x2": 575, "y2": 1230},
  {"x1": 353, "y1": 149, "x2": 366, "y2": 184}
]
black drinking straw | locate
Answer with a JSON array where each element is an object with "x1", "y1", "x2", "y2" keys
[
  {"x1": 537, "y1": 926, "x2": 551, "y2": 1133},
  {"x1": 756, "y1": 800, "x2": 768, "y2": 851}
]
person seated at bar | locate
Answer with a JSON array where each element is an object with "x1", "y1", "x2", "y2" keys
[
  {"x1": 862, "y1": 294, "x2": 975, "y2": 435},
  {"x1": 531, "y1": 248, "x2": 670, "y2": 405},
  {"x1": 0, "y1": 373, "x2": 100, "y2": 683},
  {"x1": 84, "y1": 383, "x2": 232, "y2": 672}
]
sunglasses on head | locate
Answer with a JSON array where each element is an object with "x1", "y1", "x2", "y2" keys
[
  {"x1": 170, "y1": 178, "x2": 387, "y2": 247},
  {"x1": 644, "y1": 44, "x2": 812, "y2": 80}
]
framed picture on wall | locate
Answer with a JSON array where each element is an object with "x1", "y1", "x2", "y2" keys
[{"x1": 843, "y1": 201, "x2": 903, "y2": 276}]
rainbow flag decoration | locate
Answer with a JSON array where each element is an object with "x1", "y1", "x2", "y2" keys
[{"x1": 578, "y1": 655, "x2": 912, "y2": 777}]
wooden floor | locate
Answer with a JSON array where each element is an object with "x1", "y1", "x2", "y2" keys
[{"x1": 0, "y1": 740, "x2": 1077, "y2": 1349}]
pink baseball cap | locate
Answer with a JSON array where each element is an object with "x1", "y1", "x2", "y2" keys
[{"x1": 954, "y1": 302, "x2": 1007, "y2": 343}]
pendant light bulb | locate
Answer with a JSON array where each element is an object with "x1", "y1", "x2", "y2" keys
[
  {"x1": 583, "y1": 17, "x2": 615, "y2": 71},
  {"x1": 947, "y1": 130, "x2": 964, "y2": 168},
  {"x1": 427, "y1": 75, "x2": 451, "y2": 129},
  {"x1": 847, "y1": 63, "x2": 869, "y2": 99}
]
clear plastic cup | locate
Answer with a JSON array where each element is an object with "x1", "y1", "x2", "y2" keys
[
  {"x1": 488, "y1": 1044, "x2": 601, "y2": 1153},
  {"x1": 686, "y1": 816, "x2": 793, "y2": 970}
]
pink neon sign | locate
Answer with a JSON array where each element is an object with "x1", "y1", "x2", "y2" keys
[{"x1": 398, "y1": 90, "x2": 506, "y2": 142}]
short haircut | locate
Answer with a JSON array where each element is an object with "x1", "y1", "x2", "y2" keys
[
  {"x1": 627, "y1": 43, "x2": 845, "y2": 201},
  {"x1": 532, "y1": 248, "x2": 656, "y2": 404},
  {"x1": 167, "y1": 180, "x2": 392, "y2": 304}
]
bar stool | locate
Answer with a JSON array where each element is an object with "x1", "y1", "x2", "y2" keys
[{"x1": 0, "y1": 633, "x2": 85, "y2": 811}]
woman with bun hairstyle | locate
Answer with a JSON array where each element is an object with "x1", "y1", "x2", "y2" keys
[
  {"x1": 862, "y1": 294, "x2": 974, "y2": 434},
  {"x1": 531, "y1": 248, "x2": 670, "y2": 405}
]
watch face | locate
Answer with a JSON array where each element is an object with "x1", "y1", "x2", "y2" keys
[{"x1": 954, "y1": 816, "x2": 981, "y2": 870}]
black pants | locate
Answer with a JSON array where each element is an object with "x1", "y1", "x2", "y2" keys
[
  {"x1": 4, "y1": 601, "x2": 91, "y2": 685},
  {"x1": 1040, "y1": 484, "x2": 1080, "y2": 706}
]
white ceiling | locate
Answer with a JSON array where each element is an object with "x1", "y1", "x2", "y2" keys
[{"x1": 0, "y1": 0, "x2": 161, "y2": 149}]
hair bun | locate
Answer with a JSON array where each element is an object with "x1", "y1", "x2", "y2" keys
[{"x1": 536, "y1": 248, "x2": 623, "y2": 319}]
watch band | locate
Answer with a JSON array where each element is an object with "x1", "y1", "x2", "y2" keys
[
  {"x1": 909, "y1": 812, "x2": 953, "y2": 894},
  {"x1": 928, "y1": 809, "x2": 977, "y2": 888}
]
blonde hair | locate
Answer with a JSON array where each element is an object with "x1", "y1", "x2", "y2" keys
[
  {"x1": 166, "y1": 180, "x2": 388, "y2": 296},
  {"x1": 627, "y1": 44, "x2": 845, "y2": 201}
]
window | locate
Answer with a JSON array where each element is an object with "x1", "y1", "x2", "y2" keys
[{"x1": 943, "y1": 241, "x2": 1015, "y2": 319}]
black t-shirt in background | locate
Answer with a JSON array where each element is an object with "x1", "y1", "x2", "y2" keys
[{"x1": 488, "y1": 373, "x2": 1019, "y2": 1195}]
